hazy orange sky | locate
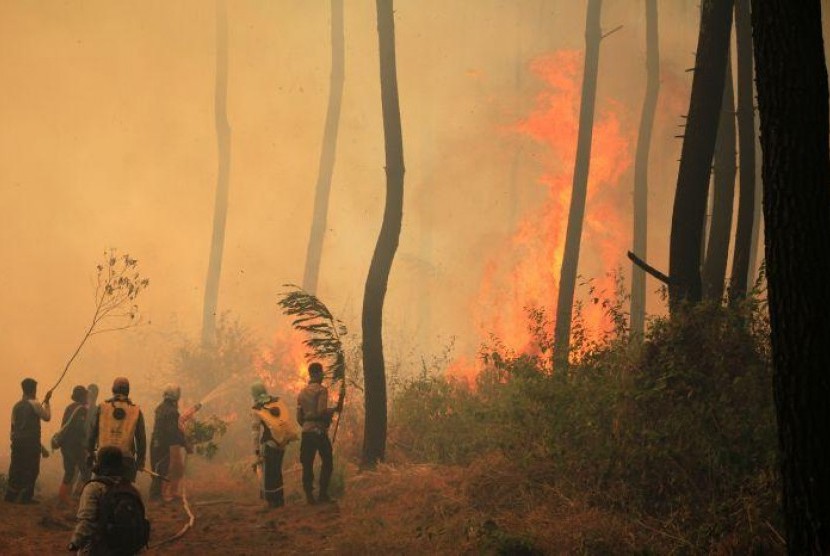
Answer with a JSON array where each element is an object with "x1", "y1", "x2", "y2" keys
[{"x1": 3, "y1": 1, "x2": 760, "y2": 443}]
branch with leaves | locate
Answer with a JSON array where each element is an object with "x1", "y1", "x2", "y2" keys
[
  {"x1": 49, "y1": 249, "x2": 150, "y2": 393},
  {"x1": 277, "y1": 285, "x2": 347, "y2": 443}
]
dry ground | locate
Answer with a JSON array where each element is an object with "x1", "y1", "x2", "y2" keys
[{"x1": 0, "y1": 454, "x2": 778, "y2": 555}]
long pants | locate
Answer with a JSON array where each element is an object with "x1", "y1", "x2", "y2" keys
[
  {"x1": 300, "y1": 431, "x2": 332, "y2": 498},
  {"x1": 61, "y1": 445, "x2": 85, "y2": 486},
  {"x1": 149, "y1": 443, "x2": 169, "y2": 500},
  {"x1": 162, "y1": 446, "x2": 185, "y2": 501},
  {"x1": 261, "y1": 444, "x2": 285, "y2": 508},
  {"x1": 4, "y1": 440, "x2": 41, "y2": 503}
]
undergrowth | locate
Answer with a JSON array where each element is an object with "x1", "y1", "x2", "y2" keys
[{"x1": 389, "y1": 281, "x2": 781, "y2": 553}]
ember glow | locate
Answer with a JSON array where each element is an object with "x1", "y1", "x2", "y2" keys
[
  {"x1": 256, "y1": 327, "x2": 310, "y2": 396},
  {"x1": 453, "y1": 50, "x2": 633, "y2": 380}
]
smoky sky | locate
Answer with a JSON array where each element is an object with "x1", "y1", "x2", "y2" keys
[{"x1": 2, "y1": 1, "x2": 767, "y2": 444}]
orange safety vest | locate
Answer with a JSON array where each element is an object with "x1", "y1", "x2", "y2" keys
[{"x1": 98, "y1": 400, "x2": 140, "y2": 456}]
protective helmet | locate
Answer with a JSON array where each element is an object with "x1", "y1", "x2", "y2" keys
[
  {"x1": 163, "y1": 383, "x2": 181, "y2": 402},
  {"x1": 250, "y1": 381, "x2": 270, "y2": 405}
]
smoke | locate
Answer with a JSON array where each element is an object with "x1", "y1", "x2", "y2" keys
[{"x1": 0, "y1": 1, "x2": 712, "y2": 454}]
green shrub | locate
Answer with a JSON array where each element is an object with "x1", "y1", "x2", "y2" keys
[{"x1": 389, "y1": 285, "x2": 779, "y2": 550}]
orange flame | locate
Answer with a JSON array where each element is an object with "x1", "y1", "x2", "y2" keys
[
  {"x1": 467, "y1": 50, "x2": 633, "y2": 374},
  {"x1": 255, "y1": 326, "x2": 309, "y2": 397}
]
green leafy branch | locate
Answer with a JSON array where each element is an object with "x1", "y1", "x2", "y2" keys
[{"x1": 277, "y1": 285, "x2": 347, "y2": 382}]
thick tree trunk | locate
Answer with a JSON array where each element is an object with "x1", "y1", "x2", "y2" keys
[
  {"x1": 752, "y1": 1, "x2": 830, "y2": 552},
  {"x1": 702, "y1": 58, "x2": 736, "y2": 301},
  {"x1": 201, "y1": 0, "x2": 232, "y2": 346},
  {"x1": 362, "y1": 0, "x2": 405, "y2": 466},
  {"x1": 668, "y1": 0, "x2": 734, "y2": 309},
  {"x1": 631, "y1": 0, "x2": 660, "y2": 339},
  {"x1": 302, "y1": 0, "x2": 345, "y2": 295},
  {"x1": 552, "y1": 0, "x2": 602, "y2": 371},
  {"x1": 727, "y1": 0, "x2": 756, "y2": 301}
]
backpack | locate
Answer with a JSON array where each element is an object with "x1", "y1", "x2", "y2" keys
[{"x1": 94, "y1": 477, "x2": 151, "y2": 554}]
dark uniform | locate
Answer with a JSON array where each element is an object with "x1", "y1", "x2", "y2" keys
[
  {"x1": 5, "y1": 383, "x2": 51, "y2": 504},
  {"x1": 149, "y1": 398, "x2": 186, "y2": 500},
  {"x1": 297, "y1": 377, "x2": 335, "y2": 503},
  {"x1": 59, "y1": 396, "x2": 89, "y2": 493},
  {"x1": 252, "y1": 395, "x2": 286, "y2": 508}
]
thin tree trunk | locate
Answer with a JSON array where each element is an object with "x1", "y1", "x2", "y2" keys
[
  {"x1": 746, "y1": 114, "x2": 762, "y2": 285},
  {"x1": 202, "y1": 0, "x2": 232, "y2": 347},
  {"x1": 302, "y1": 0, "x2": 345, "y2": 295},
  {"x1": 552, "y1": 0, "x2": 603, "y2": 372},
  {"x1": 728, "y1": 0, "x2": 756, "y2": 301},
  {"x1": 752, "y1": 1, "x2": 830, "y2": 552},
  {"x1": 702, "y1": 57, "x2": 736, "y2": 301},
  {"x1": 668, "y1": 0, "x2": 734, "y2": 309},
  {"x1": 631, "y1": 0, "x2": 660, "y2": 339},
  {"x1": 362, "y1": 0, "x2": 405, "y2": 466}
]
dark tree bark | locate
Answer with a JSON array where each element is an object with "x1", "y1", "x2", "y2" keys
[
  {"x1": 362, "y1": 0, "x2": 405, "y2": 466},
  {"x1": 668, "y1": 0, "x2": 734, "y2": 309},
  {"x1": 702, "y1": 58, "x2": 736, "y2": 301},
  {"x1": 631, "y1": 0, "x2": 660, "y2": 339},
  {"x1": 752, "y1": 1, "x2": 830, "y2": 552},
  {"x1": 727, "y1": 0, "x2": 756, "y2": 301},
  {"x1": 302, "y1": 0, "x2": 345, "y2": 295},
  {"x1": 553, "y1": 0, "x2": 603, "y2": 371},
  {"x1": 202, "y1": 0, "x2": 232, "y2": 346}
]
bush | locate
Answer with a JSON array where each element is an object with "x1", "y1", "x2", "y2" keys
[{"x1": 389, "y1": 289, "x2": 780, "y2": 551}]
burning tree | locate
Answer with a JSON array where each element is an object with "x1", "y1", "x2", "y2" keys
[{"x1": 50, "y1": 249, "x2": 150, "y2": 393}]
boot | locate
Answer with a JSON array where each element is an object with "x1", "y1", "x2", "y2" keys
[
  {"x1": 58, "y1": 483, "x2": 71, "y2": 507},
  {"x1": 304, "y1": 489, "x2": 316, "y2": 505}
]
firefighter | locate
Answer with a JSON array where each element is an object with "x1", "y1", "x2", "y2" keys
[
  {"x1": 251, "y1": 382, "x2": 295, "y2": 508},
  {"x1": 297, "y1": 363, "x2": 341, "y2": 504},
  {"x1": 149, "y1": 383, "x2": 190, "y2": 502},
  {"x1": 5, "y1": 378, "x2": 51, "y2": 504},
  {"x1": 87, "y1": 377, "x2": 146, "y2": 482}
]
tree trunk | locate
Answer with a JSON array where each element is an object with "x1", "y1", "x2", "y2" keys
[
  {"x1": 201, "y1": 0, "x2": 232, "y2": 347},
  {"x1": 668, "y1": 0, "x2": 734, "y2": 309},
  {"x1": 302, "y1": 0, "x2": 345, "y2": 295},
  {"x1": 752, "y1": 1, "x2": 830, "y2": 552},
  {"x1": 362, "y1": 0, "x2": 405, "y2": 466},
  {"x1": 631, "y1": 0, "x2": 660, "y2": 339},
  {"x1": 702, "y1": 57, "x2": 736, "y2": 301},
  {"x1": 552, "y1": 0, "x2": 603, "y2": 371},
  {"x1": 727, "y1": 0, "x2": 756, "y2": 301}
]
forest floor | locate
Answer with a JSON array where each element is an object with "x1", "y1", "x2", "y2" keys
[{"x1": 0, "y1": 454, "x2": 722, "y2": 555}]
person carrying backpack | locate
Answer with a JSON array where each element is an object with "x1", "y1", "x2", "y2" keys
[
  {"x1": 87, "y1": 377, "x2": 147, "y2": 482},
  {"x1": 68, "y1": 445, "x2": 150, "y2": 555}
]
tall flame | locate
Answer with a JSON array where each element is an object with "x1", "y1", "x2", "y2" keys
[{"x1": 454, "y1": 50, "x2": 633, "y2": 380}]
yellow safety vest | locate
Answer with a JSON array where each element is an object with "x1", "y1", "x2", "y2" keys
[
  {"x1": 98, "y1": 400, "x2": 140, "y2": 456},
  {"x1": 254, "y1": 399, "x2": 298, "y2": 448}
]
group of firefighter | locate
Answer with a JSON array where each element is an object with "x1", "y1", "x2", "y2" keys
[{"x1": 4, "y1": 362, "x2": 340, "y2": 553}]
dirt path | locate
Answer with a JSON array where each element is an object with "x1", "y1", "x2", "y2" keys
[{"x1": 0, "y1": 470, "x2": 344, "y2": 555}]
